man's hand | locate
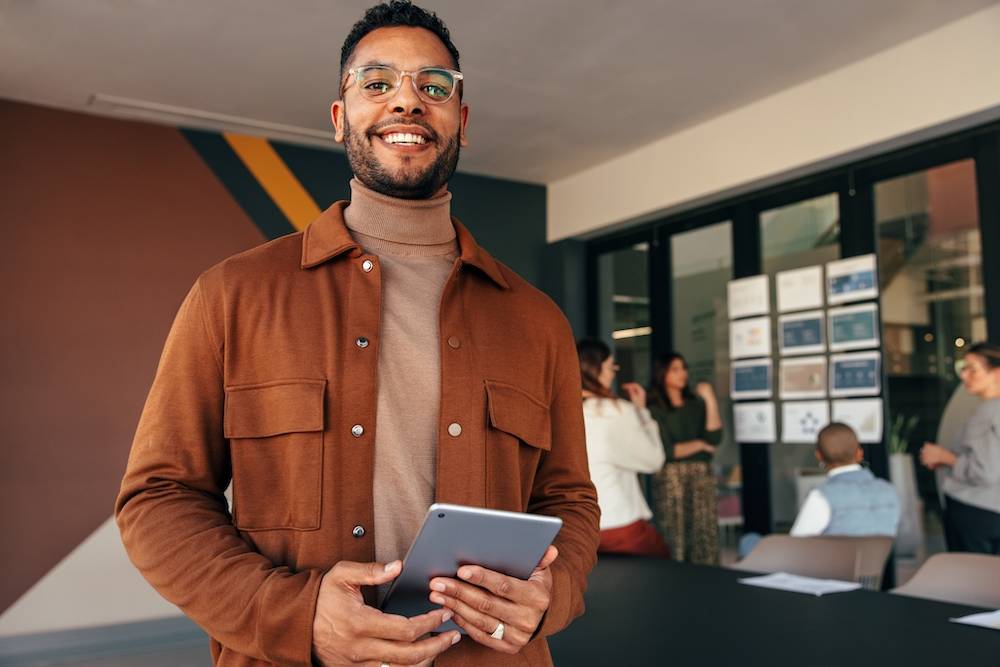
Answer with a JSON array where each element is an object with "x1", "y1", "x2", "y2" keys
[
  {"x1": 312, "y1": 560, "x2": 460, "y2": 666},
  {"x1": 427, "y1": 546, "x2": 558, "y2": 654}
]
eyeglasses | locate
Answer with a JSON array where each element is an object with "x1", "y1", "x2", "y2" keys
[{"x1": 344, "y1": 65, "x2": 464, "y2": 104}]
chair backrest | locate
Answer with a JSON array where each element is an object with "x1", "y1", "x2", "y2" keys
[
  {"x1": 732, "y1": 535, "x2": 895, "y2": 588},
  {"x1": 827, "y1": 535, "x2": 894, "y2": 590},
  {"x1": 732, "y1": 535, "x2": 858, "y2": 582},
  {"x1": 892, "y1": 553, "x2": 1000, "y2": 608}
]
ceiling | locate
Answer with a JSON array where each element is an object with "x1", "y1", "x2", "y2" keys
[{"x1": 2, "y1": 0, "x2": 996, "y2": 184}]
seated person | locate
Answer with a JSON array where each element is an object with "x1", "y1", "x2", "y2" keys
[
  {"x1": 739, "y1": 423, "x2": 900, "y2": 556},
  {"x1": 790, "y1": 422, "x2": 901, "y2": 537}
]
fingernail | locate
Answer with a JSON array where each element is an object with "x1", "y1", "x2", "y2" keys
[
  {"x1": 451, "y1": 633, "x2": 461, "y2": 645},
  {"x1": 442, "y1": 611, "x2": 453, "y2": 622},
  {"x1": 383, "y1": 561, "x2": 398, "y2": 573},
  {"x1": 430, "y1": 592, "x2": 445, "y2": 604},
  {"x1": 430, "y1": 581, "x2": 446, "y2": 592},
  {"x1": 457, "y1": 568, "x2": 471, "y2": 580}
]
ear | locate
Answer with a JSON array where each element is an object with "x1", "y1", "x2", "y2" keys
[
  {"x1": 855, "y1": 446, "x2": 865, "y2": 464},
  {"x1": 331, "y1": 100, "x2": 346, "y2": 144},
  {"x1": 814, "y1": 449, "x2": 823, "y2": 465},
  {"x1": 459, "y1": 103, "x2": 470, "y2": 147}
]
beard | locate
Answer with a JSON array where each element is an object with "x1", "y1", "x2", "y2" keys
[{"x1": 342, "y1": 114, "x2": 461, "y2": 200}]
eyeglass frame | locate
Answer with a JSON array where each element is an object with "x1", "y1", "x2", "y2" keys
[{"x1": 341, "y1": 65, "x2": 465, "y2": 105}]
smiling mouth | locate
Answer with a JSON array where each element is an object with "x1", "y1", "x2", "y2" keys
[{"x1": 380, "y1": 132, "x2": 427, "y2": 146}]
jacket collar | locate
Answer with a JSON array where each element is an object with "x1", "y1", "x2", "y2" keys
[{"x1": 301, "y1": 200, "x2": 509, "y2": 290}]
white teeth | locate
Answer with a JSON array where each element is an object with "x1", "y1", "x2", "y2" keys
[{"x1": 382, "y1": 132, "x2": 426, "y2": 145}]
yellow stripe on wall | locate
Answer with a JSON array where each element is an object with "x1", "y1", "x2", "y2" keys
[{"x1": 223, "y1": 133, "x2": 321, "y2": 231}]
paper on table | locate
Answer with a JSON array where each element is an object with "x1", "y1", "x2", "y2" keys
[
  {"x1": 738, "y1": 572, "x2": 862, "y2": 596},
  {"x1": 950, "y1": 609, "x2": 1000, "y2": 630}
]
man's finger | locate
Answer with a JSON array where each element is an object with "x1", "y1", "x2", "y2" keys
[
  {"x1": 356, "y1": 605, "x2": 453, "y2": 642},
  {"x1": 332, "y1": 560, "x2": 402, "y2": 587},
  {"x1": 429, "y1": 584, "x2": 533, "y2": 635},
  {"x1": 535, "y1": 545, "x2": 558, "y2": 571},
  {"x1": 451, "y1": 614, "x2": 519, "y2": 654},
  {"x1": 354, "y1": 631, "x2": 460, "y2": 665},
  {"x1": 447, "y1": 566, "x2": 529, "y2": 604}
]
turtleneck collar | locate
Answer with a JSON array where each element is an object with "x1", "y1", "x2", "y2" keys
[{"x1": 343, "y1": 178, "x2": 457, "y2": 254}]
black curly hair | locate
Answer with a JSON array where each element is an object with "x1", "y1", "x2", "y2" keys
[{"x1": 340, "y1": 1, "x2": 461, "y2": 77}]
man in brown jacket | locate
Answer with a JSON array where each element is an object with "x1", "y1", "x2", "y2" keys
[{"x1": 115, "y1": 2, "x2": 600, "y2": 666}]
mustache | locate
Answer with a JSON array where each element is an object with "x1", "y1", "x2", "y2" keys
[{"x1": 365, "y1": 118, "x2": 439, "y2": 142}]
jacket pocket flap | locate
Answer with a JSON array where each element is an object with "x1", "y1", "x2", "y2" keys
[
  {"x1": 224, "y1": 379, "x2": 326, "y2": 438},
  {"x1": 485, "y1": 380, "x2": 551, "y2": 450}
]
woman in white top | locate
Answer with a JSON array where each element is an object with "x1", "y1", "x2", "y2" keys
[{"x1": 577, "y1": 338, "x2": 670, "y2": 557}]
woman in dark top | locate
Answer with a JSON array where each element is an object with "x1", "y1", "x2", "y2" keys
[{"x1": 648, "y1": 352, "x2": 723, "y2": 564}]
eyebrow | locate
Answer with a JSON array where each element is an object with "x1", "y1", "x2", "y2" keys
[{"x1": 354, "y1": 59, "x2": 453, "y2": 70}]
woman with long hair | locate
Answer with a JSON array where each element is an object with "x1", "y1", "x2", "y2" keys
[
  {"x1": 920, "y1": 342, "x2": 1000, "y2": 554},
  {"x1": 648, "y1": 352, "x2": 723, "y2": 564},
  {"x1": 577, "y1": 338, "x2": 670, "y2": 557}
]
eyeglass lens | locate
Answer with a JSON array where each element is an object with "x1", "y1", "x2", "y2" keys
[{"x1": 355, "y1": 66, "x2": 456, "y2": 103}]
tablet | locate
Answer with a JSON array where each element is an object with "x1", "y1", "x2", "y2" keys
[{"x1": 379, "y1": 503, "x2": 562, "y2": 633}]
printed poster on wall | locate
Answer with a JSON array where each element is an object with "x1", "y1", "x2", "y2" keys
[
  {"x1": 828, "y1": 303, "x2": 880, "y2": 352},
  {"x1": 731, "y1": 358, "x2": 773, "y2": 400},
  {"x1": 831, "y1": 398, "x2": 884, "y2": 443},
  {"x1": 826, "y1": 254, "x2": 878, "y2": 305},
  {"x1": 782, "y1": 400, "x2": 831, "y2": 444},
  {"x1": 778, "y1": 310, "x2": 826, "y2": 356},
  {"x1": 734, "y1": 401, "x2": 777, "y2": 443},
  {"x1": 779, "y1": 356, "x2": 828, "y2": 399},
  {"x1": 727, "y1": 275, "x2": 770, "y2": 320},
  {"x1": 830, "y1": 351, "x2": 882, "y2": 397},
  {"x1": 776, "y1": 266, "x2": 824, "y2": 313},
  {"x1": 730, "y1": 316, "x2": 772, "y2": 359}
]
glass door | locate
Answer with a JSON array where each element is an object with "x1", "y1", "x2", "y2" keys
[
  {"x1": 759, "y1": 193, "x2": 841, "y2": 529},
  {"x1": 874, "y1": 158, "x2": 986, "y2": 579},
  {"x1": 595, "y1": 242, "x2": 652, "y2": 389},
  {"x1": 669, "y1": 221, "x2": 738, "y2": 559}
]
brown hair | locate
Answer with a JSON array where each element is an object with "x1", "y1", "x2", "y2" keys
[
  {"x1": 576, "y1": 338, "x2": 617, "y2": 400},
  {"x1": 650, "y1": 351, "x2": 694, "y2": 411},
  {"x1": 966, "y1": 342, "x2": 1000, "y2": 369}
]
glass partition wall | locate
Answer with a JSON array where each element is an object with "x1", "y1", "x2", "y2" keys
[
  {"x1": 586, "y1": 122, "x2": 1000, "y2": 581},
  {"x1": 759, "y1": 193, "x2": 840, "y2": 529}
]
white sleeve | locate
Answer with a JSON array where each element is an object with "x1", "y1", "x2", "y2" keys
[
  {"x1": 789, "y1": 489, "x2": 831, "y2": 537},
  {"x1": 607, "y1": 404, "x2": 667, "y2": 473}
]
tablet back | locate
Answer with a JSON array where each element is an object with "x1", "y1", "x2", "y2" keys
[{"x1": 380, "y1": 503, "x2": 562, "y2": 632}]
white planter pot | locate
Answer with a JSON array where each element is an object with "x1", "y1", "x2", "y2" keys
[{"x1": 890, "y1": 453, "x2": 924, "y2": 557}]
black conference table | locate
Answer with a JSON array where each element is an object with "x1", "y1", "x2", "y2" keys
[{"x1": 547, "y1": 556, "x2": 998, "y2": 666}]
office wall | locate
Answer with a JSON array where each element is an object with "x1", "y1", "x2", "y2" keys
[
  {"x1": 0, "y1": 99, "x2": 548, "y2": 636},
  {"x1": 548, "y1": 3, "x2": 1000, "y2": 242}
]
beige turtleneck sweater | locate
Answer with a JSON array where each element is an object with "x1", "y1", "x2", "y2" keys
[{"x1": 342, "y1": 179, "x2": 458, "y2": 591}]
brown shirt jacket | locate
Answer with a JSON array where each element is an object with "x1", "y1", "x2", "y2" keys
[{"x1": 114, "y1": 202, "x2": 601, "y2": 667}]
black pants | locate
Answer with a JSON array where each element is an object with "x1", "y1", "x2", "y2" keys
[{"x1": 945, "y1": 495, "x2": 1000, "y2": 554}]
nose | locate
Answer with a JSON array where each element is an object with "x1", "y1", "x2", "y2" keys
[{"x1": 391, "y1": 73, "x2": 425, "y2": 116}]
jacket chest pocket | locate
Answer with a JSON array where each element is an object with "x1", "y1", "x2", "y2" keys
[
  {"x1": 485, "y1": 380, "x2": 551, "y2": 511},
  {"x1": 224, "y1": 379, "x2": 326, "y2": 531}
]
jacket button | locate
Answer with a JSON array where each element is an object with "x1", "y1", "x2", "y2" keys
[
  {"x1": 351, "y1": 424, "x2": 364, "y2": 437},
  {"x1": 352, "y1": 525, "x2": 366, "y2": 538},
  {"x1": 362, "y1": 259, "x2": 374, "y2": 272},
  {"x1": 448, "y1": 422, "x2": 462, "y2": 437},
  {"x1": 356, "y1": 337, "x2": 369, "y2": 349},
  {"x1": 447, "y1": 336, "x2": 461, "y2": 349}
]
